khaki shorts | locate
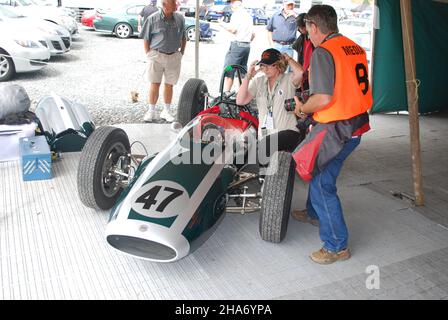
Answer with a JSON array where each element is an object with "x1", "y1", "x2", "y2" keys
[{"x1": 146, "y1": 50, "x2": 182, "y2": 85}]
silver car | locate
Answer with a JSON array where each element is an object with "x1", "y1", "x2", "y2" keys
[
  {"x1": 0, "y1": 0, "x2": 79, "y2": 38},
  {"x1": 0, "y1": 23, "x2": 50, "y2": 81},
  {"x1": 0, "y1": 6, "x2": 71, "y2": 56}
]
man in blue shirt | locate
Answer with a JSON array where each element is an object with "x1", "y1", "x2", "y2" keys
[{"x1": 266, "y1": 0, "x2": 298, "y2": 60}]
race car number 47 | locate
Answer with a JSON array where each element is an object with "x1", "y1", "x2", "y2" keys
[{"x1": 131, "y1": 181, "x2": 189, "y2": 218}]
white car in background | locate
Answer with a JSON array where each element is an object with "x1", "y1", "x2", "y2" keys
[
  {"x1": 0, "y1": 22, "x2": 50, "y2": 81},
  {"x1": 0, "y1": 0, "x2": 79, "y2": 37},
  {"x1": 338, "y1": 18, "x2": 372, "y2": 64},
  {"x1": 0, "y1": 5, "x2": 71, "y2": 56}
]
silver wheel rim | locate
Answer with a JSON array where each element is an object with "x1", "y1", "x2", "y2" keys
[
  {"x1": 187, "y1": 28, "x2": 195, "y2": 41},
  {"x1": 0, "y1": 55, "x2": 10, "y2": 79},
  {"x1": 116, "y1": 24, "x2": 130, "y2": 38},
  {"x1": 101, "y1": 141, "x2": 127, "y2": 197}
]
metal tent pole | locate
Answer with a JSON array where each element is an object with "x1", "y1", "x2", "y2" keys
[
  {"x1": 195, "y1": 0, "x2": 200, "y2": 79},
  {"x1": 399, "y1": 0, "x2": 424, "y2": 206}
]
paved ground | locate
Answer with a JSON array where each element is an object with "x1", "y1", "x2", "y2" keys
[{"x1": 1, "y1": 109, "x2": 447, "y2": 300}]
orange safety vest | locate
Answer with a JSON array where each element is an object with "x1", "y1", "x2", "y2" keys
[{"x1": 312, "y1": 35, "x2": 373, "y2": 123}]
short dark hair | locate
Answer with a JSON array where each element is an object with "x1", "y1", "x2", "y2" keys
[
  {"x1": 296, "y1": 13, "x2": 306, "y2": 28},
  {"x1": 306, "y1": 5, "x2": 338, "y2": 34}
]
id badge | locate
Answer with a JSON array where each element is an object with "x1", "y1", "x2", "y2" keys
[{"x1": 265, "y1": 111, "x2": 274, "y2": 130}]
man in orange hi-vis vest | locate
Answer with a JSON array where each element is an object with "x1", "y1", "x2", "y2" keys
[{"x1": 291, "y1": 4, "x2": 372, "y2": 265}]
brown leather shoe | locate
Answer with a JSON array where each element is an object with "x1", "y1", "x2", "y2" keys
[
  {"x1": 310, "y1": 247, "x2": 351, "y2": 265},
  {"x1": 291, "y1": 209, "x2": 319, "y2": 227}
]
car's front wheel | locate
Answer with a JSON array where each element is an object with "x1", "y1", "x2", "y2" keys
[
  {"x1": 77, "y1": 126, "x2": 131, "y2": 210},
  {"x1": 115, "y1": 23, "x2": 132, "y2": 39},
  {"x1": 0, "y1": 49, "x2": 15, "y2": 82}
]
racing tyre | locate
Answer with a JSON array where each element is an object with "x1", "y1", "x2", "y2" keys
[
  {"x1": 77, "y1": 126, "x2": 131, "y2": 210},
  {"x1": 0, "y1": 50, "x2": 15, "y2": 82},
  {"x1": 259, "y1": 151, "x2": 295, "y2": 243},
  {"x1": 115, "y1": 23, "x2": 132, "y2": 39},
  {"x1": 177, "y1": 78, "x2": 208, "y2": 126}
]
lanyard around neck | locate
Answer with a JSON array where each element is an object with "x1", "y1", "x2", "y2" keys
[{"x1": 266, "y1": 77, "x2": 281, "y2": 113}]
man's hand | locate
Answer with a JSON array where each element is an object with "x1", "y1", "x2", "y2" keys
[
  {"x1": 285, "y1": 9, "x2": 297, "y2": 18},
  {"x1": 293, "y1": 96, "x2": 307, "y2": 119},
  {"x1": 138, "y1": 25, "x2": 142, "y2": 33}
]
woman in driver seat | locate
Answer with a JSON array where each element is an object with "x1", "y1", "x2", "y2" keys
[{"x1": 236, "y1": 48, "x2": 304, "y2": 160}]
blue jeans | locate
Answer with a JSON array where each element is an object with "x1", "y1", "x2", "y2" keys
[
  {"x1": 305, "y1": 137, "x2": 361, "y2": 253},
  {"x1": 272, "y1": 43, "x2": 295, "y2": 72}
]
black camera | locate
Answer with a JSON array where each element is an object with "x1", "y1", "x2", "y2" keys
[
  {"x1": 284, "y1": 98, "x2": 296, "y2": 112},
  {"x1": 284, "y1": 89, "x2": 311, "y2": 112}
]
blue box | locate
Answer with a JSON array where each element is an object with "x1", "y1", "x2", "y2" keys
[{"x1": 19, "y1": 136, "x2": 52, "y2": 181}]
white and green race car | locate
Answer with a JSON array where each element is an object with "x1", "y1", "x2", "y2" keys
[{"x1": 77, "y1": 67, "x2": 300, "y2": 263}]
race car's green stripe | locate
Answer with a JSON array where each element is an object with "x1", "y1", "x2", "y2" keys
[
  {"x1": 128, "y1": 208, "x2": 177, "y2": 228},
  {"x1": 143, "y1": 148, "x2": 215, "y2": 197}
]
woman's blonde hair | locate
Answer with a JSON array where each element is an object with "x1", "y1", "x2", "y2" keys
[{"x1": 273, "y1": 56, "x2": 288, "y2": 73}]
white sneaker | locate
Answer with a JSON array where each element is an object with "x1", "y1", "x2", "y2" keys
[
  {"x1": 160, "y1": 108, "x2": 175, "y2": 122},
  {"x1": 144, "y1": 109, "x2": 155, "y2": 122},
  {"x1": 154, "y1": 105, "x2": 163, "y2": 121}
]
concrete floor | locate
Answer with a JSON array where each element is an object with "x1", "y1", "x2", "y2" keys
[{"x1": 1, "y1": 112, "x2": 448, "y2": 300}]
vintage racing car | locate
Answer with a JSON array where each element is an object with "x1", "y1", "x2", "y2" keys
[{"x1": 77, "y1": 65, "x2": 300, "y2": 262}]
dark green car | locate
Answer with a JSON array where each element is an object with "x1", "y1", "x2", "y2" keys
[{"x1": 93, "y1": 3, "x2": 215, "y2": 41}]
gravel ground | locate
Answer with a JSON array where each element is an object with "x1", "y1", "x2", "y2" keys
[{"x1": 8, "y1": 23, "x2": 271, "y2": 126}]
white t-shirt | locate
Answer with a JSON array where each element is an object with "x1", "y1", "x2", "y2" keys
[
  {"x1": 229, "y1": 8, "x2": 253, "y2": 42},
  {"x1": 248, "y1": 73, "x2": 299, "y2": 137}
]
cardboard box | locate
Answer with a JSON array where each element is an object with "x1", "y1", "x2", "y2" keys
[
  {"x1": 0, "y1": 123, "x2": 37, "y2": 162},
  {"x1": 19, "y1": 136, "x2": 52, "y2": 181}
]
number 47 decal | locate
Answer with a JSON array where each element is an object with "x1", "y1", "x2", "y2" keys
[{"x1": 136, "y1": 186, "x2": 184, "y2": 212}]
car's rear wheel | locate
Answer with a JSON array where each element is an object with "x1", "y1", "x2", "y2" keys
[
  {"x1": 186, "y1": 26, "x2": 196, "y2": 42},
  {"x1": 177, "y1": 78, "x2": 208, "y2": 126},
  {"x1": 77, "y1": 126, "x2": 131, "y2": 210},
  {"x1": 259, "y1": 151, "x2": 296, "y2": 243},
  {"x1": 0, "y1": 49, "x2": 15, "y2": 82},
  {"x1": 115, "y1": 23, "x2": 132, "y2": 39}
]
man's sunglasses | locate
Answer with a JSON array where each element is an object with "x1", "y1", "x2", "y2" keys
[{"x1": 304, "y1": 18, "x2": 316, "y2": 25}]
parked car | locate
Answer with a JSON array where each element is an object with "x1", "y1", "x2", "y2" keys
[
  {"x1": 264, "y1": 4, "x2": 281, "y2": 18},
  {"x1": 0, "y1": 0, "x2": 79, "y2": 37},
  {"x1": 0, "y1": 21, "x2": 50, "y2": 81},
  {"x1": 204, "y1": 4, "x2": 232, "y2": 22},
  {"x1": 247, "y1": 7, "x2": 268, "y2": 25},
  {"x1": 93, "y1": 3, "x2": 215, "y2": 41},
  {"x1": 81, "y1": 9, "x2": 96, "y2": 28},
  {"x1": 0, "y1": 6, "x2": 71, "y2": 56}
]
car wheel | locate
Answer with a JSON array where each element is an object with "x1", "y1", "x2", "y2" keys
[
  {"x1": 186, "y1": 26, "x2": 196, "y2": 42},
  {"x1": 177, "y1": 78, "x2": 208, "y2": 127},
  {"x1": 77, "y1": 126, "x2": 131, "y2": 210},
  {"x1": 0, "y1": 50, "x2": 15, "y2": 82},
  {"x1": 259, "y1": 151, "x2": 296, "y2": 243},
  {"x1": 115, "y1": 23, "x2": 132, "y2": 39}
]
